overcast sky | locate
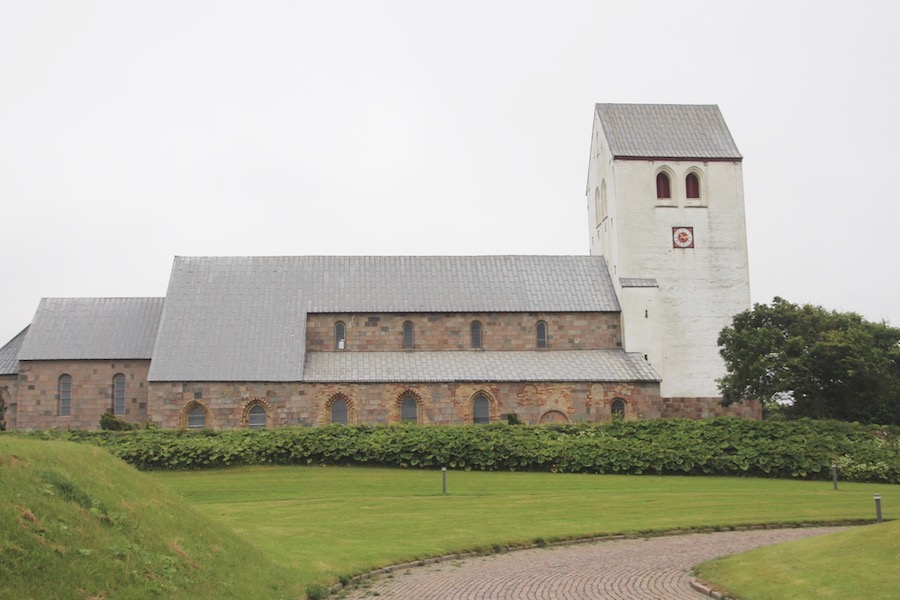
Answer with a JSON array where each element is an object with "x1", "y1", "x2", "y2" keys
[{"x1": 1, "y1": 1, "x2": 898, "y2": 344}]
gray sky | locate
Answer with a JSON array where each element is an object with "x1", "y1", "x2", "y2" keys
[{"x1": 2, "y1": 0, "x2": 898, "y2": 345}]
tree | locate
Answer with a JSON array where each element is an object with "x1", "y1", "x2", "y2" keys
[{"x1": 718, "y1": 297, "x2": 900, "y2": 424}]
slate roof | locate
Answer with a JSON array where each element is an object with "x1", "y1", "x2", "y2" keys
[
  {"x1": 596, "y1": 104, "x2": 741, "y2": 160},
  {"x1": 17, "y1": 298, "x2": 164, "y2": 361},
  {"x1": 0, "y1": 327, "x2": 28, "y2": 375},
  {"x1": 303, "y1": 349, "x2": 660, "y2": 383},
  {"x1": 148, "y1": 255, "x2": 620, "y2": 382}
]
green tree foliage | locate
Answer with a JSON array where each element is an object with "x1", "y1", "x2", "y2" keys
[
  {"x1": 0, "y1": 385, "x2": 6, "y2": 431},
  {"x1": 718, "y1": 297, "x2": 900, "y2": 424}
]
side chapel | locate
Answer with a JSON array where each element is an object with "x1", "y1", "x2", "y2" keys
[{"x1": 0, "y1": 104, "x2": 761, "y2": 430}]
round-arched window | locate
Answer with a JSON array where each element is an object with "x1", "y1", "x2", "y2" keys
[
  {"x1": 331, "y1": 397, "x2": 349, "y2": 425},
  {"x1": 611, "y1": 399, "x2": 626, "y2": 418},
  {"x1": 400, "y1": 394, "x2": 418, "y2": 423},
  {"x1": 248, "y1": 404, "x2": 267, "y2": 429}
]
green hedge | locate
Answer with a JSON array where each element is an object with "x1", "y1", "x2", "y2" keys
[{"x1": 21, "y1": 418, "x2": 900, "y2": 483}]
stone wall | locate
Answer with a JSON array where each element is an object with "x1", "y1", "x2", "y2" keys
[
  {"x1": 660, "y1": 396, "x2": 762, "y2": 419},
  {"x1": 13, "y1": 360, "x2": 151, "y2": 431},
  {"x1": 305, "y1": 312, "x2": 622, "y2": 352},
  {"x1": 147, "y1": 380, "x2": 663, "y2": 429}
]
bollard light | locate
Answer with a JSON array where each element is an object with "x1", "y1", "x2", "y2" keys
[
  {"x1": 832, "y1": 463, "x2": 838, "y2": 491},
  {"x1": 442, "y1": 467, "x2": 447, "y2": 495},
  {"x1": 874, "y1": 495, "x2": 883, "y2": 523}
]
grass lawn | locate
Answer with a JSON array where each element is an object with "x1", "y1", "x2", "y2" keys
[
  {"x1": 153, "y1": 465, "x2": 897, "y2": 588},
  {"x1": 696, "y1": 518, "x2": 900, "y2": 599}
]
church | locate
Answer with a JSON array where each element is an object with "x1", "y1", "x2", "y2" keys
[{"x1": 0, "y1": 104, "x2": 761, "y2": 431}]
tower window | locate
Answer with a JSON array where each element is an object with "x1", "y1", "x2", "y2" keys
[
  {"x1": 656, "y1": 172, "x2": 671, "y2": 199},
  {"x1": 334, "y1": 321, "x2": 346, "y2": 350},
  {"x1": 536, "y1": 321, "x2": 548, "y2": 349},
  {"x1": 470, "y1": 321, "x2": 482, "y2": 349},
  {"x1": 686, "y1": 172, "x2": 700, "y2": 199},
  {"x1": 402, "y1": 321, "x2": 415, "y2": 349}
]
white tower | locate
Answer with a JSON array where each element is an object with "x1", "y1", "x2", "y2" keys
[{"x1": 586, "y1": 104, "x2": 750, "y2": 400}]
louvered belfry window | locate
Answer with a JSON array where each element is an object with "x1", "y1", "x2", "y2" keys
[
  {"x1": 686, "y1": 173, "x2": 700, "y2": 199},
  {"x1": 656, "y1": 172, "x2": 671, "y2": 199}
]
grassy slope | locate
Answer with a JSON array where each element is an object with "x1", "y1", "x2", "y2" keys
[
  {"x1": 153, "y1": 465, "x2": 898, "y2": 587},
  {"x1": 696, "y1": 519, "x2": 900, "y2": 599},
  {"x1": 0, "y1": 437, "x2": 305, "y2": 600}
]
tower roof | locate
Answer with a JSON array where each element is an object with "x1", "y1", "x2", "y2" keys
[{"x1": 595, "y1": 103, "x2": 742, "y2": 160}]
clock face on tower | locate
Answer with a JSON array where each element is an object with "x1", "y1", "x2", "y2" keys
[{"x1": 672, "y1": 227, "x2": 694, "y2": 249}]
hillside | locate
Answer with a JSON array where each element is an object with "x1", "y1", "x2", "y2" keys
[{"x1": 0, "y1": 436, "x2": 305, "y2": 600}]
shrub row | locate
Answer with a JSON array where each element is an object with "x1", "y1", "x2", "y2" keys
[{"x1": 23, "y1": 418, "x2": 900, "y2": 483}]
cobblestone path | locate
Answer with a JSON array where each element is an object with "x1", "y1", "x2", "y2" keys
[{"x1": 338, "y1": 527, "x2": 845, "y2": 599}]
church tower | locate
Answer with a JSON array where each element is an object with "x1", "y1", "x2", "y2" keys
[{"x1": 586, "y1": 104, "x2": 750, "y2": 403}]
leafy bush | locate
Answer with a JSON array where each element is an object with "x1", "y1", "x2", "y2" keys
[
  {"x1": 99, "y1": 412, "x2": 140, "y2": 431},
  {"x1": 25, "y1": 418, "x2": 900, "y2": 483}
]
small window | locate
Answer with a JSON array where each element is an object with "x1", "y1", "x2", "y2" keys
[
  {"x1": 472, "y1": 393, "x2": 490, "y2": 424},
  {"x1": 330, "y1": 396, "x2": 349, "y2": 425},
  {"x1": 335, "y1": 321, "x2": 346, "y2": 350},
  {"x1": 402, "y1": 320, "x2": 415, "y2": 349},
  {"x1": 536, "y1": 321, "x2": 548, "y2": 349},
  {"x1": 58, "y1": 375, "x2": 72, "y2": 416},
  {"x1": 188, "y1": 405, "x2": 206, "y2": 429},
  {"x1": 470, "y1": 321, "x2": 482, "y2": 349},
  {"x1": 656, "y1": 172, "x2": 671, "y2": 199},
  {"x1": 400, "y1": 394, "x2": 418, "y2": 423},
  {"x1": 112, "y1": 374, "x2": 126, "y2": 415},
  {"x1": 248, "y1": 404, "x2": 267, "y2": 429},
  {"x1": 611, "y1": 398, "x2": 626, "y2": 418},
  {"x1": 686, "y1": 172, "x2": 700, "y2": 199}
]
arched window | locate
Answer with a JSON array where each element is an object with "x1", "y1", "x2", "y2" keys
[
  {"x1": 402, "y1": 320, "x2": 415, "y2": 349},
  {"x1": 112, "y1": 373, "x2": 126, "y2": 415},
  {"x1": 187, "y1": 404, "x2": 207, "y2": 429},
  {"x1": 248, "y1": 404, "x2": 267, "y2": 429},
  {"x1": 656, "y1": 172, "x2": 671, "y2": 199},
  {"x1": 58, "y1": 374, "x2": 72, "y2": 416},
  {"x1": 686, "y1": 172, "x2": 700, "y2": 199},
  {"x1": 400, "y1": 394, "x2": 418, "y2": 423},
  {"x1": 470, "y1": 321, "x2": 482, "y2": 349},
  {"x1": 536, "y1": 321, "x2": 548, "y2": 349},
  {"x1": 611, "y1": 398, "x2": 626, "y2": 418},
  {"x1": 334, "y1": 321, "x2": 346, "y2": 350},
  {"x1": 472, "y1": 393, "x2": 490, "y2": 424},
  {"x1": 330, "y1": 396, "x2": 349, "y2": 425}
]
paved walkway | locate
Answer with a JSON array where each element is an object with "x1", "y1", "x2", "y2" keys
[{"x1": 338, "y1": 527, "x2": 845, "y2": 599}]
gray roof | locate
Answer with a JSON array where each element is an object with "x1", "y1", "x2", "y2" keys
[
  {"x1": 148, "y1": 255, "x2": 620, "y2": 382},
  {"x1": 17, "y1": 298, "x2": 164, "y2": 361},
  {"x1": 0, "y1": 327, "x2": 28, "y2": 375},
  {"x1": 620, "y1": 278, "x2": 658, "y2": 288},
  {"x1": 303, "y1": 349, "x2": 660, "y2": 383},
  {"x1": 596, "y1": 104, "x2": 741, "y2": 160}
]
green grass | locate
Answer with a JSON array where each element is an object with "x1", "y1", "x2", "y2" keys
[
  {"x1": 152, "y1": 464, "x2": 898, "y2": 588},
  {"x1": 696, "y1": 519, "x2": 900, "y2": 599},
  {"x1": 5, "y1": 436, "x2": 897, "y2": 599},
  {"x1": 0, "y1": 437, "x2": 306, "y2": 600}
]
